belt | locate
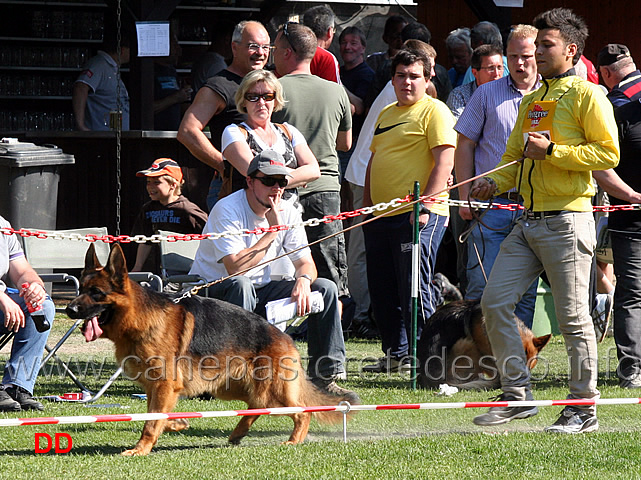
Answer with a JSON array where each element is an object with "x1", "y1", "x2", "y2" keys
[
  {"x1": 523, "y1": 210, "x2": 565, "y2": 220},
  {"x1": 497, "y1": 192, "x2": 523, "y2": 203}
]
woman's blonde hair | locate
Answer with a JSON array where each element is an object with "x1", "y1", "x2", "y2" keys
[{"x1": 235, "y1": 69, "x2": 286, "y2": 115}]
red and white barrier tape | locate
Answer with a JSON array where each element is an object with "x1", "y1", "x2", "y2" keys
[
  {"x1": 2, "y1": 197, "x2": 638, "y2": 245},
  {"x1": 2, "y1": 398, "x2": 640, "y2": 427}
]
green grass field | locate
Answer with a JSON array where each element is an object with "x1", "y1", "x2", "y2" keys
[{"x1": 2, "y1": 315, "x2": 641, "y2": 480}]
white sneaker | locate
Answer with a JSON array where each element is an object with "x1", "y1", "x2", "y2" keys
[{"x1": 591, "y1": 293, "x2": 613, "y2": 343}]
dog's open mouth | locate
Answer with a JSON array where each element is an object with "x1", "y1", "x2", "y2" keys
[{"x1": 81, "y1": 309, "x2": 112, "y2": 342}]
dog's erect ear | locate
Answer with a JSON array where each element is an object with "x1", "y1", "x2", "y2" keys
[
  {"x1": 84, "y1": 244, "x2": 103, "y2": 270},
  {"x1": 105, "y1": 243, "x2": 129, "y2": 288},
  {"x1": 532, "y1": 334, "x2": 552, "y2": 353}
]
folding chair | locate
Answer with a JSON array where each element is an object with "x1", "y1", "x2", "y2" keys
[
  {"x1": 158, "y1": 230, "x2": 207, "y2": 294},
  {"x1": 22, "y1": 227, "x2": 162, "y2": 402}
]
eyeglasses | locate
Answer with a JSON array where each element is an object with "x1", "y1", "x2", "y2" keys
[
  {"x1": 254, "y1": 176, "x2": 288, "y2": 188},
  {"x1": 245, "y1": 92, "x2": 276, "y2": 102},
  {"x1": 282, "y1": 22, "x2": 298, "y2": 53},
  {"x1": 478, "y1": 65, "x2": 504, "y2": 73},
  {"x1": 246, "y1": 43, "x2": 273, "y2": 52}
]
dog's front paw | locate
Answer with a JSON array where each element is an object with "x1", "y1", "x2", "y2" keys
[
  {"x1": 121, "y1": 446, "x2": 152, "y2": 456},
  {"x1": 164, "y1": 418, "x2": 190, "y2": 432}
]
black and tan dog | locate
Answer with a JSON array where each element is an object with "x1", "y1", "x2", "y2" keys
[
  {"x1": 66, "y1": 244, "x2": 356, "y2": 456},
  {"x1": 416, "y1": 300, "x2": 551, "y2": 390}
]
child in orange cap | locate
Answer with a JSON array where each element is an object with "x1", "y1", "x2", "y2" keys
[{"x1": 131, "y1": 158, "x2": 208, "y2": 275}]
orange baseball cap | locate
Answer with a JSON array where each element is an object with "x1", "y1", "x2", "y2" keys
[{"x1": 136, "y1": 158, "x2": 183, "y2": 182}]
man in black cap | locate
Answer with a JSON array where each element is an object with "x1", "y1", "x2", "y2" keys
[
  {"x1": 593, "y1": 42, "x2": 641, "y2": 389},
  {"x1": 189, "y1": 150, "x2": 357, "y2": 401},
  {"x1": 597, "y1": 43, "x2": 641, "y2": 106}
]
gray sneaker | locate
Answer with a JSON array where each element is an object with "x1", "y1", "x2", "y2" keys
[
  {"x1": 311, "y1": 377, "x2": 360, "y2": 405},
  {"x1": 473, "y1": 393, "x2": 538, "y2": 426},
  {"x1": 591, "y1": 293, "x2": 612, "y2": 343},
  {"x1": 619, "y1": 371, "x2": 641, "y2": 389},
  {"x1": 545, "y1": 406, "x2": 599, "y2": 434}
]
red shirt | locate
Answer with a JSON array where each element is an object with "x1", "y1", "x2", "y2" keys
[{"x1": 310, "y1": 47, "x2": 341, "y2": 84}]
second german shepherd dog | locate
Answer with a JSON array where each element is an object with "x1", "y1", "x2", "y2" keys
[
  {"x1": 66, "y1": 244, "x2": 356, "y2": 456},
  {"x1": 416, "y1": 300, "x2": 551, "y2": 390}
]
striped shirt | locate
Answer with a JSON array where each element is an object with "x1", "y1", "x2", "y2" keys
[
  {"x1": 455, "y1": 74, "x2": 540, "y2": 177},
  {"x1": 446, "y1": 81, "x2": 476, "y2": 120}
]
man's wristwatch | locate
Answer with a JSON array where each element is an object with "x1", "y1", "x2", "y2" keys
[
  {"x1": 547, "y1": 142, "x2": 555, "y2": 156},
  {"x1": 297, "y1": 274, "x2": 313, "y2": 283},
  {"x1": 419, "y1": 204, "x2": 430, "y2": 215}
]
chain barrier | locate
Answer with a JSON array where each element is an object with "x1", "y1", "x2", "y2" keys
[{"x1": 2, "y1": 197, "x2": 640, "y2": 244}]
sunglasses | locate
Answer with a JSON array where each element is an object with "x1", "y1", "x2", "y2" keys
[
  {"x1": 244, "y1": 92, "x2": 276, "y2": 103},
  {"x1": 254, "y1": 176, "x2": 288, "y2": 188},
  {"x1": 282, "y1": 21, "x2": 298, "y2": 53}
]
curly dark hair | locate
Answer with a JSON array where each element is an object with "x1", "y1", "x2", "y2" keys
[{"x1": 533, "y1": 8, "x2": 588, "y2": 65}]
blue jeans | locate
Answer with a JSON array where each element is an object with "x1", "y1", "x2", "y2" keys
[
  {"x1": 1, "y1": 290, "x2": 55, "y2": 394},
  {"x1": 611, "y1": 230, "x2": 641, "y2": 380},
  {"x1": 300, "y1": 191, "x2": 349, "y2": 297},
  {"x1": 363, "y1": 212, "x2": 447, "y2": 359},
  {"x1": 465, "y1": 199, "x2": 537, "y2": 328},
  {"x1": 206, "y1": 277, "x2": 346, "y2": 380}
]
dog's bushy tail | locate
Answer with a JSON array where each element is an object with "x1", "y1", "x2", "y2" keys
[{"x1": 299, "y1": 378, "x2": 359, "y2": 425}]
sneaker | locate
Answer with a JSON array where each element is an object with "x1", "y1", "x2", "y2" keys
[
  {"x1": 311, "y1": 377, "x2": 360, "y2": 404},
  {"x1": 0, "y1": 386, "x2": 21, "y2": 412},
  {"x1": 619, "y1": 372, "x2": 641, "y2": 389},
  {"x1": 6, "y1": 385, "x2": 44, "y2": 411},
  {"x1": 362, "y1": 356, "x2": 412, "y2": 373},
  {"x1": 473, "y1": 392, "x2": 538, "y2": 426},
  {"x1": 545, "y1": 406, "x2": 599, "y2": 434},
  {"x1": 591, "y1": 293, "x2": 612, "y2": 343},
  {"x1": 433, "y1": 273, "x2": 463, "y2": 302}
]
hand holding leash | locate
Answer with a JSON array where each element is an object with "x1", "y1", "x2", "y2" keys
[{"x1": 525, "y1": 132, "x2": 551, "y2": 160}]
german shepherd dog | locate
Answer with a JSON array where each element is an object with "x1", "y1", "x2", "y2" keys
[
  {"x1": 416, "y1": 300, "x2": 551, "y2": 390},
  {"x1": 66, "y1": 244, "x2": 356, "y2": 456}
]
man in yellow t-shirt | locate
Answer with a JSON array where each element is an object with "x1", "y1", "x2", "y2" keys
[{"x1": 362, "y1": 48, "x2": 456, "y2": 373}]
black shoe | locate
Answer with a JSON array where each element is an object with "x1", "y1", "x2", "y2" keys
[
  {"x1": 350, "y1": 318, "x2": 380, "y2": 340},
  {"x1": 0, "y1": 387, "x2": 21, "y2": 412},
  {"x1": 6, "y1": 385, "x2": 44, "y2": 411},
  {"x1": 545, "y1": 406, "x2": 599, "y2": 434},
  {"x1": 473, "y1": 392, "x2": 538, "y2": 426}
]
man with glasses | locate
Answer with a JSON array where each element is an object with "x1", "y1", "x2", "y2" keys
[
  {"x1": 189, "y1": 150, "x2": 357, "y2": 401},
  {"x1": 454, "y1": 25, "x2": 541, "y2": 329},
  {"x1": 178, "y1": 20, "x2": 270, "y2": 210},
  {"x1": 447, "y1": 44, "x2": 504, "y2": 120},
  {"x1": 271, "y1": 23, "x2": 352, "y2": 302}
]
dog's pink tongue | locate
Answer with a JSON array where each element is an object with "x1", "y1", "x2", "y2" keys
[{"x1": 84, "y1": 317, "x2": 103, "y2": 342}]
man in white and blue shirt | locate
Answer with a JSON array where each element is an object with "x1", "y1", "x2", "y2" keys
[{"x1": 454, "y1": 24, "x2": 541, "y2": 327}]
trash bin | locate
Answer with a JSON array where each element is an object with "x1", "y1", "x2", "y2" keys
[{"x1": 0, "y1": 137, "x2": 75, "y2": 230}]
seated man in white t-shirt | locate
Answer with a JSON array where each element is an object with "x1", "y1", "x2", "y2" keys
[{"x1": 189, "y1": 150, "x2": 356, "y2": 401}]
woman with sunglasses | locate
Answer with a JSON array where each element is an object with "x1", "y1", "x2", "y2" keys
[{"x1": 220, "y1": 69, "x2": 320, "y2": 203}]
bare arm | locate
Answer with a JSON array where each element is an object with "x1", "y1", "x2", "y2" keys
[
  {"x1": 423, "y1": 145, "x2": 455, "y2": 207},
  {"x1": 132, "y1": 244, "x2": 153, "y2": 272},
  {"x1": 221, "y1": 194, "x2": 283, "y2": 275},
  {"x1": 363, "y1": 153, "x2": 374, "y2": 207},
  {"x1": 454, "y1": 134, "x2": 477, "y2": 220},
  {"x1": 336, "y1": 129, "x2": 352, "y2": 152},
  {"x1": 71, "y1": 82, "x2": 91, "y2": 131},
  {"x1": 3, "y1": 256, "x2": 46, "y2": 332},
  {"x1": 593, "y1": 169, "x2": 641, "y2": 204},
  {"x1": 344, "y1": 86, "x2": 365, "y2": 116},
  {"x1": 289, "y1": 143, "x2": 320, "y2": 188},
  {"x1": 177, "y1": 87, "x2": 226, "y2": 173},
  {"x1": 290, "y1": 255, "x2": 318, "y2": 316}
]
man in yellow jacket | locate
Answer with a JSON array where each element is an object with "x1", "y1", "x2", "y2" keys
[{"x1": 470, "y1": 8, "x2": 619, "y2": 433}]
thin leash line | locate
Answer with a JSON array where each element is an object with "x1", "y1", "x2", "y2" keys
[{"x1": 183, "y1": 159, "x2": 522, "y2": 298}]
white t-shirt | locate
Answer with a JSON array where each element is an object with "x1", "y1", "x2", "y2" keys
[
  {"x1": 189, "y1": 189, "x2": 310, "y2": 287},
  {"x1": 344, "y1": 81, "x2": 397, "y2": 186},
  {"x1": 221, "y1": 121, "x2": 307, "y2": 170}
]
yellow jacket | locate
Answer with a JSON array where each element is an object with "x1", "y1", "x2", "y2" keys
[{"x1": 489, "y1": 75, "x2": 619, "y2": 212}]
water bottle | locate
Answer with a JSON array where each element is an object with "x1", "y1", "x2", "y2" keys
[{"x1": 21, "y1": 283, "x2": 51, "y2": 332}]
